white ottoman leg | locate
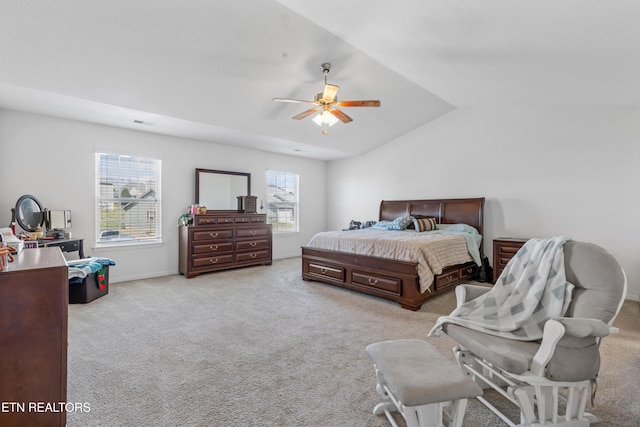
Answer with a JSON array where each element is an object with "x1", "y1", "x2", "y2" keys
[
  {"x1": 447, "y1": 399, "x2": 468, "y2": 427},
  {"x1": 414, "y1": 403, "x2": 442, "y2": 427}
]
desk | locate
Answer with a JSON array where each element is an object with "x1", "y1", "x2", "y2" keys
[{"x1": 38, "y1": 237, "x2": 84, "y2": 258}]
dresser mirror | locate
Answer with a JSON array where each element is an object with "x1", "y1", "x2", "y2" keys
[
  {"x1": 195, "y1": 169, "x2": 251, "y2": 211},
  {"x1": 14, "y1": 194, "x2": 45, "y2": 232}
]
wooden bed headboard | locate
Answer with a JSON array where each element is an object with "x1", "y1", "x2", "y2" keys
[{"x1": 379, "y1": 197, "x2": 485, "y2": 238}]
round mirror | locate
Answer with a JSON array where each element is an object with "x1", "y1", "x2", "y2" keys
[{"x1": 15, "y1": 195, "x2": 45, "y2": 232}]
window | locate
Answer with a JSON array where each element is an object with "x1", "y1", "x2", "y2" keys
[
  {"x1": 95, "y1": 153, "x2": 161, "y2": 245},
  {"x1": 266, "y1": 170, "x2": 299, "y2": 232}
]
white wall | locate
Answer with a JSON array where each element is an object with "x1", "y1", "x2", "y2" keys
[
  {"x1": 0, "y1": 110, "x2": 326, "y2": 282},
  {"x1": 326, "y1": 107, "x2": 640, "y2": 300}
]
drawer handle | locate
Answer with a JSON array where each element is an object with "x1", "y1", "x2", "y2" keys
[
  {"x1": 210, "y1": 245, "x2": 218, "y2": 251},
  {"x1": 250, "y1": 230, "x2": 257, "y2": 235},
  {"x1": 249, "y1": 242, "x2": 257, "y2": 247},
  {"x1": 368, "y1": 278, "x2": 379, "y2": 286},
  {"x1": 209, "y1": 258, "x2": 218, "y2": 264},
  {"x1": 466, "y1": 268, "x2": 473, "y2": 274},
  {"x1": 204, "y1": 219, "x2": 213, "y2": 223},
  {"x1": 250, "y1": 253, "x2": 257, "y2": 258},
  {"x1": 447, "y1": 275, "x2": 454, "y2": 282},
  {"x1": 209, "y1": 232, "x2": 218, "y2": 238},
  {"x1": 320, "y1": 268, "x2": 327, "y2": 274}
]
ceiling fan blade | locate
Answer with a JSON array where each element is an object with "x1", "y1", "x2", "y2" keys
[
  {"x1": 273, "y1": 97, "x2": 318, "y2": 105},
  {"x1": 337, "y1": 100, "x2": 381, "y2": 107},
  {"x1": 292, "y1": 108, "x2": 319, "y2": 120},
  {"x1": 330, "y1": 109, "x2": 353, "y2": 123},
  {"x1": 323, "y1": 84, "x2": 339, "y2": 102}
]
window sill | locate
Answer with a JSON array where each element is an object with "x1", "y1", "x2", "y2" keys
[
  {"x1": 92, "y1": 239, "x2": 164, "y2": 251},
  {"x1": 273, "y1": 231, "x2": 299, "y2": 237}
]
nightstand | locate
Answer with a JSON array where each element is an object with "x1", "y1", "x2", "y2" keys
[{"x1": 492, "y1": 238, "x2": 528, "y2": 283}]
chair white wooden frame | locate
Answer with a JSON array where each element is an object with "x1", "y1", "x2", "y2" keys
[{"x1": 445, "y1": 241, "x2": 627, "y2": 427}]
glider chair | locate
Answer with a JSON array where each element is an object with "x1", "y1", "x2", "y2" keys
[{"x1": 435, "y1": 240, "x2": 627, "y2": 427}]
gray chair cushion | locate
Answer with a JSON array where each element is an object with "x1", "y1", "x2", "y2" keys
[
  {"x1": 547, "y1": 336, "x2": 600, "y2": 381},
  {"x1": 442, "y1": 324, "x2": 540, "y2": 374},
  {"x1": 564, "y1": 242, "x2": 625, "y2": 322},
  {"x1": 365, "y1": 339, "x2": 482, "y2": 407}
]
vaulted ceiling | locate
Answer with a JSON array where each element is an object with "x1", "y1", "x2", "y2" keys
[{"x1": 1, "y1": 1, "x2": 639, "y2": 160}]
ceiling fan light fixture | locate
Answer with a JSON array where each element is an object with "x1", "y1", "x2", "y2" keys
[
  {"x1": 312, "y1": 110, "x2": 339, "y2": 135},
  {"x1": 312, "y1": 110, "x2": 339, "y2": 127}
]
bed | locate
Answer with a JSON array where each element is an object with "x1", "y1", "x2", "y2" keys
[{"x1": 301, "y1": 198, "x2": 485, "y2": 310}]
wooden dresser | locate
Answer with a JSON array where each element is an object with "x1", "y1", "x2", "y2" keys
[
  {"x1": 0, "y1": 248, "x2": 68, "y2": 427},
  {"x1": 179, "y1": 212, "x2": 272, "y2": 278},
  {"x1": 492, "y1": 238, "x2": 528, "y2": 283}
]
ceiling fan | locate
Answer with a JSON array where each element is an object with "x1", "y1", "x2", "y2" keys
[{"x1": 273, "y1": 63, "x2": 381, "y2": 135}]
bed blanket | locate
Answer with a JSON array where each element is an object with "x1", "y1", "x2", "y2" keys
[
  {"x1": 306, "y1": 229, "x2": 476, "y2": 293},
  {"x1": 67, "y1": 257, "x2": 116, "y2": 281},
  {"x1": 429, "y1": 236, "x2": 573, "y2": 341}
]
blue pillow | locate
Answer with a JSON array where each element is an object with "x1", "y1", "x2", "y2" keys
[
  {"x1": 436, "y1": 223, "x2": 479, "y2": 234},
  {"x1": 387, "y1": 216, "x2": 414, "y2": 230}
]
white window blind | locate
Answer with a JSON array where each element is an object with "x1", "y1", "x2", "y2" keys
[
  {"x1": 95, "y1": 153, "x2": 161, "y2": 244},
  {"x1": 266, "y1": 170, "x2": 299, "y2": 233}
]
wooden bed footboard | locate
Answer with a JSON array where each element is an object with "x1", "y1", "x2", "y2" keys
[
  {"x1": 301, "y1": 197, "x2": 485, "y2": 310},
  {"x1": 301, "y1": 247, "x2": 478, "y2": 310}
]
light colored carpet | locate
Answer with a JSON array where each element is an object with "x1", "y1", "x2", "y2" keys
[{"x1": 67, "y1": 257, "x2": 640, "y2": 426}]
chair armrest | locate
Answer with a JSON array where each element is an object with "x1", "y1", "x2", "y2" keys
[
  {"x1": 555, "y1": 317, "x2": 614, "y2": 338},
  {"x1": 529, "y1": 318, "x2": 616, "y2": 376},
  {"x1": 455, "y1": 284, "x2": 492, "y2": 307}
]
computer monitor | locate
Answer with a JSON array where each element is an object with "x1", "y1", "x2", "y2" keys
[{"x1": 47, "y1": 210, "x2": 72, "y2": 230}]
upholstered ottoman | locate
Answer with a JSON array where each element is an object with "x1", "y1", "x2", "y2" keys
[{"x1": 365, "y1": 339, "x2": 482, "y2": 427}]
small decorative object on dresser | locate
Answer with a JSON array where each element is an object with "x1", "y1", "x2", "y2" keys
[
  {"x1": 237, "y1": 195, "x2": 258, "y2": 213},
  {"x1": 492, "y1": 237, "x2": 528, "y2": 283},
  {"x1": 179, "y1": 212, "x2": 272, "y2": 278}
]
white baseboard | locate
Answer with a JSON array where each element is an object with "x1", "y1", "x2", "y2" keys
[
  {"x1": 109, "y1": 270, "x2": 177, "y2": 284},
  {"x1": 625, "y1": 292, "x2": 639, "y2": 302}
]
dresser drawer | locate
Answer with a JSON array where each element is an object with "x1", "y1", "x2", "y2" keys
[
  {"x1": 236, "y1": 227, "x2": 269, "y2": 238},
  {"x1": 192, "y1": 254, "x2": 234, "y2": 268},
  {"x1": 498, "y1": 245, "x2": 522, "y2": 256},
  {"x1": 50, "y1": 239, "x2": 80, "y2": 252},
  {"x1": 195, "y1": 216, "x2": 217, "y2": 226},
  {"x1": 235, "y1": 239, "x2": 270, "y2": 251},
  {"x1": 235, "y1": 250, "x2": 270, "y2": 263},
  {"x1": 352, "y1": 272, "x2": 400, "y2": 294},
  {"x1": 193, "y1": 242, "x2": 233, "y2": 254},
  {"x1": 497, "y1": 256, "x2": 514, "y2": 269},
  {"x1": 192, "y1": 229, "x2": 234, "y2": 241},
  {"x1": 308, "y1": 263, "x2": 345, "y2": 281},
  {"x1": 234, "y1": 216, "x2": 252, "y2": 224},
  {"x1": 250, "y1": 216, "x2": 266, "y2": 223},
  {"x1": 216, "y1": 217, "x2": 235, "y2": 225}
]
